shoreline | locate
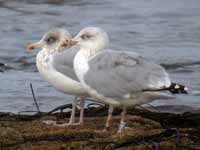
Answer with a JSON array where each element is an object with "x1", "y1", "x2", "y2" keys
[{"x1": 0, "y1": 106, "x2": 200, "y2": 150}]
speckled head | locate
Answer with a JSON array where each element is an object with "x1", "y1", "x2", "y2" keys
[
  {"x1": 60, "y1": 27, "x2": 109, "y2": 52},
  {"x1": 26, "y1": 28, "x2": 71, "y2": 53},
  {"x1": 76, "y1": 27, "x2": 109, "y2": 51}
]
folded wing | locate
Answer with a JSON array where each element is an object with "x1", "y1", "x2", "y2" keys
[
  {"x1": 84, "y1": 50, "x2": 171, "y2": 99},
  {"x1": 52, "y1": 46, "x2": 79, "y2": 81}
]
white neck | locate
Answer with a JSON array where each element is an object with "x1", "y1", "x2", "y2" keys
[
  {"x1": 43, "y1": 46, "x2": 64, "y2": 55},
  {"x1": 37, "y1": 48, "x2": 51, "y2": 69},
  {"x1": 79, "y1": 48, "x2": 102, "y2": 61},
  {"x1": 73, "y1": 49, "x2": 92, "y2": 83}
]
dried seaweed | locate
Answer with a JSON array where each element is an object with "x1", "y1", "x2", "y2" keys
[{"x1": 0, "y1": 104, "x2": 200, "y2": 150}]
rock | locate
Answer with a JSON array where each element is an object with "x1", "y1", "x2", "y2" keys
[{"x1": 0, "y1": 127, "x2": 24, "y2": 146}]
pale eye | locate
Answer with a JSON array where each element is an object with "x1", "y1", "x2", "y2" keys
[{"x1": 81, "y1": 34, "x2": 92, "y2": 40}]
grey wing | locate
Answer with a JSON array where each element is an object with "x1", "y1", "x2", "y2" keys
[
  {"x1": 52, "y1": 46, "x2": 79, "y2": 81},
  {"x1": 84, "y1": 50, "x2": 171, "y2": 99}
]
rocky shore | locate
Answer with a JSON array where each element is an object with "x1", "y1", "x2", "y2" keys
[{"x1": 0, "y1": 106, "x2": 200, "y2": 150}]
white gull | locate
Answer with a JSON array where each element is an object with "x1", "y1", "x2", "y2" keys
[
  {"x1": 60, "y1": 27, "x2": 188, "y2": 132},
  {"x1": 27, "y1": 28, "x2": 88, "y2": 126}
]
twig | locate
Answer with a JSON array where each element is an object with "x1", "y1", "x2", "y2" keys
[
  {"x1": 30, "y1": 83, "x2": 41, "y2": 115},
  {"x1": 176, "y1": 128, "x2": 180, "y2": 150},
  {"x1": 87, "y1": 103, "x2": 105, "y2": 108},
  {"x1": 82, "y1": 98, "x2": 106, "y2": 104},
  {"x1": 48, "y1": 103, "x2": 72, "y2": 114}
]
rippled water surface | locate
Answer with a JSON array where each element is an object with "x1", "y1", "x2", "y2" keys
[{"x1": 0, "y1": 0, "x2": 200, "y2": 113}]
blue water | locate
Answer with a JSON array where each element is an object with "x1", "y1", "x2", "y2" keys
[{"x1": 0, "y1": 0, "x2": 200, "y2": 113}]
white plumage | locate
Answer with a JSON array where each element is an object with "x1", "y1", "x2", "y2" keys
[
  {"x1": 27, "y1": 29, "x2": 87, "y2": 126},
  {"x1": 60, "y1": 27, "x2": 176, "y2": 132}
]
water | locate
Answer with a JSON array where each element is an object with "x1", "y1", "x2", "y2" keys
[{"x1": 0, "y1": 0, "x2": 200, "y2": 113}]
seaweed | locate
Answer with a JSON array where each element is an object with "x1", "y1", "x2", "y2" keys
[{"x1": 0, "y1": 105, "x2": 200, "y2": 150}]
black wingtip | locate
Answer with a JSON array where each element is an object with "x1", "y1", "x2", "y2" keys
[{"x1": 169, "y1": 83, "x2": 188, "y2": 94}]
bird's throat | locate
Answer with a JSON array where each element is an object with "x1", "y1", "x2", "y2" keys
[
  {"x1": 79, "y1": 48, "x2": 101, "y2": 61},
  {"x1": 74, "y1": 50, "x2": 90, "y2": 83}
]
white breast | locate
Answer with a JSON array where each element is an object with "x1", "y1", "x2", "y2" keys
[
  {"x1": 73, "y1": 50, "x2": 90, "y2": 83},
  {"x1": 74, "y1": 50, "x2": 120, "y2": 106},
  {"x1": 36, "y1": 49, "x2": 86, "y2": 96}
]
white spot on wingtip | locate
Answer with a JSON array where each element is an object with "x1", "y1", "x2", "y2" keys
[
  {"x1": 175, "y1": 85, "x2": 180, "y2": 89},
  {"x1": 184, "y1": 87, "x2": 188, "y2": 91}
]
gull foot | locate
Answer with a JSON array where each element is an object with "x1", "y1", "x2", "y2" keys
[
  {"x1": 95, "y1": 127, "x2": 110, "y2": 133},
  {"x1": 117, "y1": 121, "x2": 130, "y2": 133}
]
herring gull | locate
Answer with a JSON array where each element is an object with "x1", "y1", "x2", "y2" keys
[
  {"x1": 59, "y1": 27, "x2": 188, "y2": 132},
  {"x1": 26, "y1": 28, "x2": 88, "y2": 126}
]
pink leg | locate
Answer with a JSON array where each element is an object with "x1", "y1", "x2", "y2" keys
[
  {"x1": 67, "y1": 96, "x2": 85, "y2": 126},
  {"x1": 58, "y1": 96, "x2": 85, "y2": 126},
  {"x1": 68, "y1": 96, "x2": 77, "y2": 124},
  {"x1": 118, "y1": 106, "x2": 127, "y2": 133},
  {"x1": 95, "y1": 105, "x2": 114, "y2": 133},
  {"x1": 104, "y1": 105, "x2": 114, "y2": 131},
  {"x1": 78, "y1": 96, "x2": 85, "y2": 126},
  {"x1": 57, "y1": 96, "x2": 77, "y2": 126},
  {"x1": 44, "y1": 96, "x2": 78, "y2": 127}
]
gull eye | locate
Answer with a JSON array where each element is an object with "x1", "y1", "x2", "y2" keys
[
  {"x1": 81, "y1": 34, "x2": 92, "y2": 40},
  {"x1": 46, "y1": 36, "x2": 57, "y2": 44}
]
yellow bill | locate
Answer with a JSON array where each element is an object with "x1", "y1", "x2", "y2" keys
[
  {"x1": 59, "y1": 39, "x2": 78, "y2": 49},
  {"x1": 26, "y1": 42, "x2": 43, "y2": 52}
]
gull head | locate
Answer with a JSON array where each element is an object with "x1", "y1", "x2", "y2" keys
[
  {"x1": 26, "y1": 28, "x2": 71, "y2": 53},
  {"x1": 60, "y1": 27, "x2": 109, "y2": 51}
]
